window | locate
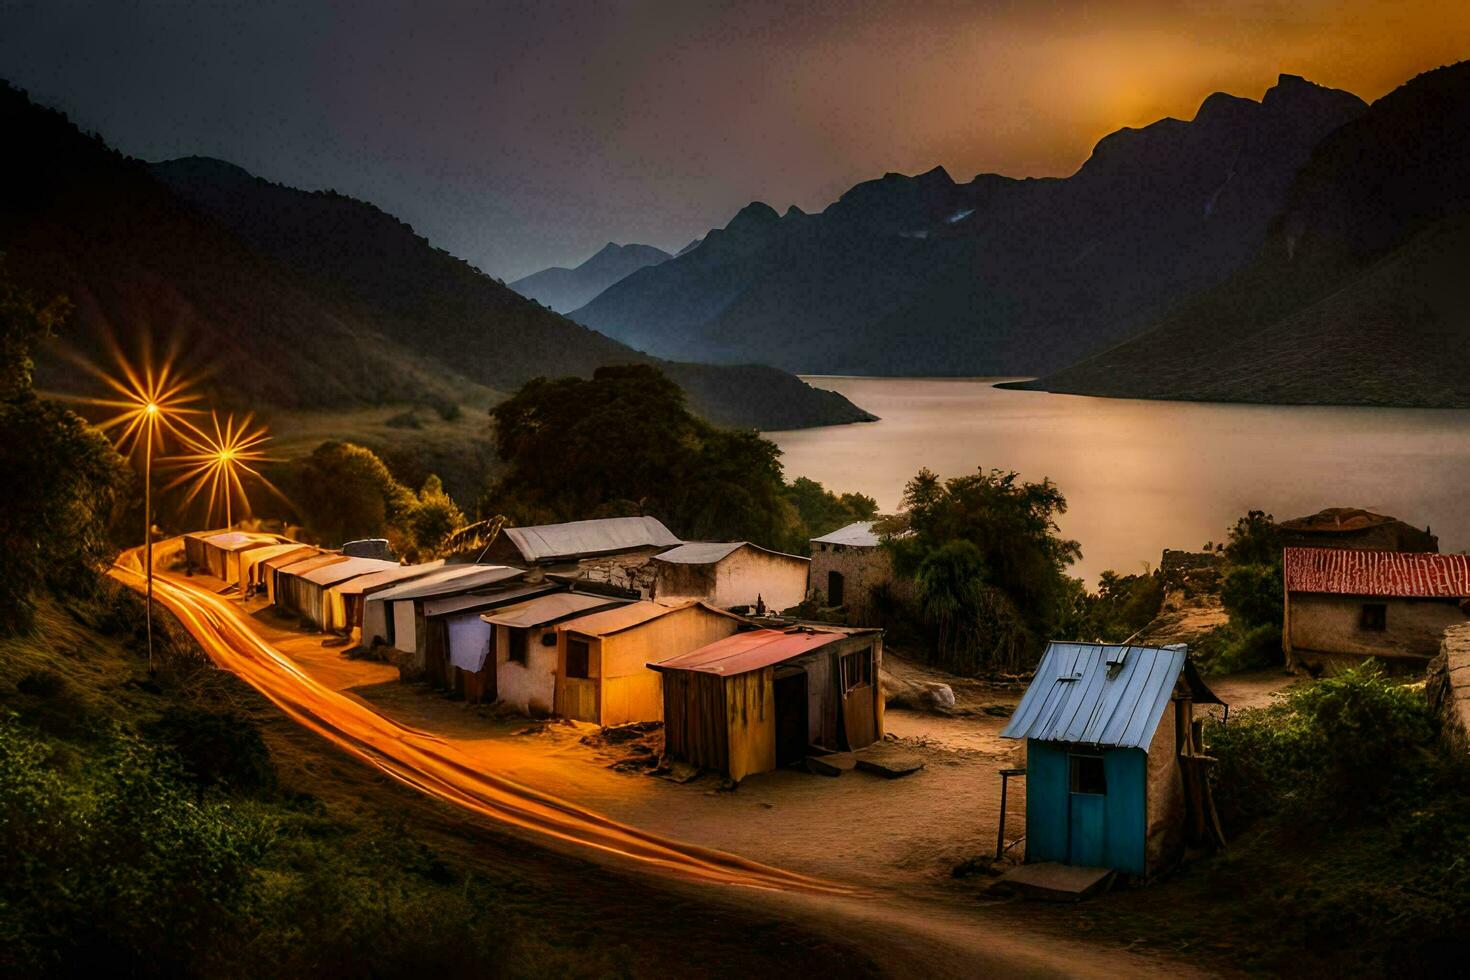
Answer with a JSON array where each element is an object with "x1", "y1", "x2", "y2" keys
[
  {"x1": 1069, "y1": 754, "x2": 1107, "y2": 795},
  {"x1": 507, "y1": 628, "x2": 528, "y2": 664},
  {"x1": 565, "y1": 638, "x2": 591, "y2": 679},
  {"x1": 841, "y1": 649, "x2": 871, "y2": 693},
  {"x1": 1360, "y1": 603, "x2": 1388, "y2": 631}
]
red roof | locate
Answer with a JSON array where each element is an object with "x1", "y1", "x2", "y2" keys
[
  {"x1": 651, "y1": 628, "x2": 847, "y2": 676},
  {"x1": 1284, "y1": 547, "x2": 1470, "y2": 599}
]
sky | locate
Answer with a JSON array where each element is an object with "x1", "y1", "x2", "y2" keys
[{"x1": 2, "y1": 0, "x2": 1466, "y2": 280}]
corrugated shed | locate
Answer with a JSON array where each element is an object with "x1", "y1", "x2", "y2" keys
[
  {"x1": 1284, "y1": 546, "x2": 1470, "y2": 598},
  {"x1": 810, "y1": 521, "x2": 881, "y2": 548},
  {"x1": 1001, "y1": 643, "x2": 1188, "y2": 750},
  {"x1": 331, "y1": 561, "x2": 446, "y2": 597},
  {"x1": 369, "y1": 565, "x2": 524, "y2": 603},
  {"x1": 502, "y1": 516, "x2": 680, "y2": 562},
  {"x1": 651, "y1": 628, "x2": 846, "y2": 676},
  {"x1": 298, "y1": 556, "x2": 400, "y2": 587}
]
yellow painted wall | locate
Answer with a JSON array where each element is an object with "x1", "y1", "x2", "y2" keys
[
  {"x1": 596, "y1": 606, "x2": 743, "y2": 726},
  {"x1": 724, "y1": 668, "x2": 776, "y2": 782}
]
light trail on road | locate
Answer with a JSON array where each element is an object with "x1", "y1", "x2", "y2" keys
[{"x1": 110, "y1": 549, "x2": 855, "y2": 896}]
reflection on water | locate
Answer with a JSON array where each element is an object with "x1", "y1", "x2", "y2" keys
[{"x1": 769, "y1": 378, "x2": 1470, "y2": 584}]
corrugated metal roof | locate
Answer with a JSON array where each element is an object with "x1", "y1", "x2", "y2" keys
[
  {"x1": 481, "y1": 592, "x2": 627, "y2": 628},
  {"x1": 503, "y1": 516, "x2": 680, "y2": 562},
  {"x1": 298, "y1": 556, "x2": 400, "y2": 587},
  {"x1": 276, "y1": 553, "x2": 347, "y2": 577},
  {"x1": 422, "y1": 584, "x2": 559, "y2": 618},
  {"x1": 259, "y1": 546, "x2": 321, "y2": 571},
  {"x1": 651, "y1": 628, "x2": 847, "y2": 675},
  {"x1": 330, "y1": 561, "x2": 446, "y2": 597},
  {"x1": 1284, "y1": 547, "x2": 1470, "y2": 598},
  {"x1": 653, "y1": 541, "x2": 808, "y2": 566},
  {"x1": 558, "y1": 599, "x2": 740, "y2": 637},
  {"x1": 1001, "y1": 642, "x2": 1188, "y2": 750},
  {"x1": 367, "y1": 564, "x2": 524, "y2": 603},
  {"x1": 241, "y1": 543, "x2": 312, "y2": 566},
  {"x1": 203, "y1": 531, "x2": 287, "y2": 552},
  {"x1": 810, "y1": 521, "x2": 881, "y2": 547}
]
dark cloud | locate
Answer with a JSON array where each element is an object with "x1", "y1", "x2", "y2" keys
[{"x1": 2, "y1": 0, "x2": 1463, "y2": 279}]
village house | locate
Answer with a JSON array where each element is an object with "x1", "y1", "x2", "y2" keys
[
  {"x1": 652, "y1": 626, "x2": 885, "y2": 782},
  {"x1": 808, "y1": 520, "x2": 906, "y2": 623},
  {"x1": 482, "y1": 516, "x2": 682, "y2": 596},
  {"x1": 240, "y1": 543, "x2": 314, "y2": 596},
  {"x1": 266, "y1": 551, "x2": 344, "y2": 607},
  {"x1": 184, "y1": 530, "x2": 291, "y2": 585},
  {"x1": 1277, "y1": 507, "x2": 1438, "y2": 553},
  {"x1": 1001, "y1": 642, "x2": 1223, "y2": 878},
  {"x1": 482, "y1": 592, "x2": 632, "y2": 713},
  {"x1": 418, "y1": 583, "x2": 567, "y2": 692},
  {"x1": 360, "y1": 564, "x2": 526, "y2": 677},
  {"x1": 321, "y1": 560, "x2": 446, "y2": 635},
  {"x1": 1282, "y1": 547, "x2": 1470, "y2": 673},
  {"x1": 279, "y1": 556, "x2": 400, "y2": 629},
  {"x1": 552, "y1": 600, "x2": 747, "y2": 726},
  {"x1": 652, "y1": 541, "x2": 809, "y2": 613}
]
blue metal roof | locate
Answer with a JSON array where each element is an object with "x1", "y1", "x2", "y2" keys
[{"x1": 1001, "y1": 642, "x2": 1188, "y2": 750}]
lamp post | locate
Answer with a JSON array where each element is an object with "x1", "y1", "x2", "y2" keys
[{"x1": 143, "y1": 401, "x2": 158, "y2": 669}]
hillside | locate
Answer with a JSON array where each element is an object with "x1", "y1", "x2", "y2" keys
[
  {"x1": 0, "y1": 83, "x2": 869, "y2": 431},
  {"x1": 570, "y1": 75, "x2": 1366, "y2": 376},
  {"x1": 1023, "y1": 61, "x2": 1470, "y2": 407},
  {"x1": 509, "y1": 241, "x2": 670, "y2": 312}
]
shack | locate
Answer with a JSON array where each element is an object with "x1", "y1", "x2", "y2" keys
[
  {"x1": 652, "y1": 626, "x2": 885, "y2": 782},
  {"x1": 241, "y1": 543, "x2": 313, "y2": 596},
  {"x1": 360, "y1": 564, "x2": 525, "y2": 677},
  {"x1": 267, "y1": 552, "x2": 342, "y2": 607},
  {"x1": 482, "y1": 592, "x2": 631, "y2": 713},
  {"x1": 321, "y1": 561, "x2": 445, "y2": 634},
  {"x1": 287, "y1": 556, "x2": 400, "y2": 629},
  {"x1": 652, "y1": 542, "x2": 809, "y2": 613},
  {"x1": 1001, "y1": 642, "x2": 1222, "y2": 877},
  {"x1": 184, "y1": 530, "x2": 289, "y2": 584},
  {"x1": 419, "y1": 584, "x2": 567, "y2": 693},
  {"x1": 808, "y1": 520, "x2": 907, "y2": 623},
  {"x1": 483, "y1": 516, "x2": 681, "y2": 596},
  {"x1": 1283, "y1": 547, "x2": 1470, "y2": 672},
  {"x1": 1277, "y1": 507, "x2": 1438, "y2": 553},
  {"x1": 552, "y1": 600, "x2": 746, "y2": 726}
]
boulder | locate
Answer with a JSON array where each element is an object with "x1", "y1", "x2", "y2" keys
[{"x1": 1426, "y1": 624, "x2": 1470, "y2": 754}]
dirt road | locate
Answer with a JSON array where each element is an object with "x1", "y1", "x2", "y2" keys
[{"x1": 113, "y1": 544, "x2": 1205, "y2": 976}]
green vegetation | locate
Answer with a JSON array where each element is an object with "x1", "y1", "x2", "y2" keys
[
  {"x1": 481, "y1": 364, "x2": 871, "y2": 552},
  {"x1": 0, "y1": 266, "x2": 129, "y2": 633},
  {"x1": 1072, "y1": 568, "x2": 1165, "y2": 643},
  {"x1": 885, "y1": 468, "x2": 1082, "y2": 674},
  {"x1": 1195, "y1": 510, "x2": 1284, "y2": 674}
]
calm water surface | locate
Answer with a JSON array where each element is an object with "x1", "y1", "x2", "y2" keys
[{"x1": 768, "y1": 378, "x2": 1470, "y2": 584}]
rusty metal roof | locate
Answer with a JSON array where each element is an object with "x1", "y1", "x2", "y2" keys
[
  {"x1": 502, "y1": 516, "x2": 680, "y2": 562},
  {"x1": 1284, "y1": 547, "x2": 1470, "y2": 598},
  {"x1": 651, "y1": 628, "x2": 849, "y2": 675},
  {"x1": 1001, "y1": 642, "x2": 1203, "y2": 750}
]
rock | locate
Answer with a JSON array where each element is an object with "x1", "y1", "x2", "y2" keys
[
  {"x1": 805, "y1": 751, "x2": 856, "y2": 777},
  {"x1": 920, "y1": 683, "x2": 955, "y2": 710},
  {"x1": 1427, "y1": 624, "x2": 1470, "y2": 754},
  {"x1": 854, "y1": 745, "x2": 924, "y2": 778},
  {"x1": 650, "y1": 760, "x2": 702, "y2": 784}
]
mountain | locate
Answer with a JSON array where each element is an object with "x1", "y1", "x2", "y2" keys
[
  {"x1": 509, "y1": 242, "x2": 671, "y2": 313},
  {"x1": 569, "y1": 75, "x2": 1367, "y2": 377},
  {"x1": 1021, "y1": 61, "x2": 1470, "y2": 407},
  {"x1": 0, "y1": 82, "x2": 870, "y2": 432}
]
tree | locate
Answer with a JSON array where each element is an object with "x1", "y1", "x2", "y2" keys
[
  {"x1": 292, "y1": 441, "x2": 414, "y2": 546},
  {"x1": 404, "y1": 474, "x2": 467, "y2": 560},
  {"x1": 889, "y1": 467, "x2": 1081, "y2": 673},
  {"x1": 0, "y1": 264, "x2": 130, "y2": 633},
  {"x1": 483, "y1": 364, "x2": 829, "y2": 550},
  {"x1": 783, "y1": 477, "x2": 877, "y2": 542}
]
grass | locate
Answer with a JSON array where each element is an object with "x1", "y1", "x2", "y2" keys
[{"x1": 0, "y1": 582, "x2": 879, "y2": 977}]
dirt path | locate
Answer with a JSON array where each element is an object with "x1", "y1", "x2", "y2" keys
[{"x1": 116, "y1": 543, "x2": 1206, "y2": 976}]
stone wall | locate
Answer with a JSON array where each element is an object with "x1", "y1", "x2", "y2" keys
[
  {"x1": 1427, "y1": 624, "x2": 1470, "y2": 754},
  {"x1": 809, "y1": 543, "x2": 909, "y2": 626},
  {"x1": 570, "y1": 551, "x2": 660, "y2": 597},
  {"x1": 1286, "y1": 594, "x2": 1468, "y2": 673},
  {"x1": 1160, "y1": 550, "x2": 1222, "y2": 596}
]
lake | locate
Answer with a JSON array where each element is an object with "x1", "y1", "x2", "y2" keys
[{"x1": 768, "y1": 377, "x2": 1470, "y2": 584}]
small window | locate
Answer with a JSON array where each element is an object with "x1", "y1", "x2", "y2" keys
[
  {"x1": 507, "y1": 628, "x2": 528, "y2": 664},
  {"x1": 565, "y1": 638, "x2": 590, "y2": 679},
  {"x1": 1360, "y1": 603, "x2": 1387, "y2": 632},
  {"x1": 1069, "y1": 754, "x2": 1107, "y2": 795},
  {"x1": 841, "y1": 649, "x2": 871, "y2": 693}
]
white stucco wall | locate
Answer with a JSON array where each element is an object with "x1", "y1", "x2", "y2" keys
[
  {"x1": 496, "y1": 625, "x2": 559, "y2": 716},
  {"x1": 656, "y1": 547, "x2": 809, "y2": 612}
]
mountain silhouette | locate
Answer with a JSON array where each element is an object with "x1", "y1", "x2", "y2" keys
[
  {"x1": 0, "y1": 82, "x2": 871, "y2": 431},
  {"x1": 1023, "y1": 61, "x2": 1470, "y2": 407},
  {"x1": 569, "y1": 75, "x2": 1366, "y2": 377},
  {"x1": 510, "y1": 242, "x2": 670, "y2": 313}
]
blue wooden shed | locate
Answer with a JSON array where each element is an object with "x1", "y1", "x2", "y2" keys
[{"x1": 1001, "y1": 642, "x2": 1223, "y2": 877}]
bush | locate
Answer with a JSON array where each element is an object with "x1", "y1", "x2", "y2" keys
[
  {"x1": 144, "y1": 706, "x2": 277, "y2": 797},
  {"x1": 1206, "y1": 663, "x2": 1437, "y2": 830}
]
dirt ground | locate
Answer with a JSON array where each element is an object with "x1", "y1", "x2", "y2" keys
[{"x1": 169, "y1": 562, "x2": 1302, "y2": 975}]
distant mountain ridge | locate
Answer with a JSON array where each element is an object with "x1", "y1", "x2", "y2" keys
[
  {"x1": 569, "y1": 74, "x2": 1367, "y2": 378},
  {"x1": 510, "y1": 242, "x2": 671, "y2": 313},
  {"x1": 1019, "y1": 60, "x2": 1470, "y2": 407},
  {"x1": 0, "y1": 82, "x2": 871, "y2": 431}
]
